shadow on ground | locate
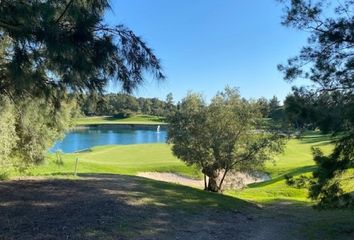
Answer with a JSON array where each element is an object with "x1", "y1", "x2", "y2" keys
[{"x1": 0, "y1": 174, "x2": 353, "y2": 240}]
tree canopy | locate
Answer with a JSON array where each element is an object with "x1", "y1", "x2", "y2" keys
[
  {"x1": 168, "y1": 87, "x2": 285, "y2": 192},
  {"x1": 0, "y1": 0, "x2": 164, "y2": 100}
]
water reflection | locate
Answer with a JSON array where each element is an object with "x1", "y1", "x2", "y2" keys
[{"x1": 50, "y1": 126, "x2": 167, "y2": 153}]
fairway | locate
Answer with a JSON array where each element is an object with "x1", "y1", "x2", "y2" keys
[
  {"x1": 29, "y1": 144, "x2": 200, "y2": 178},
  {"x1": 76, "y1": 115, "x2": 166, "y2": 125}
]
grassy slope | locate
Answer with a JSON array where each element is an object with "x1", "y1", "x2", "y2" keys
[
  {"x1": 228, "y1": 133, "x2": 335, "y2": 203},
  {"x1": 76, "y1": 114, "x2": 166, "y2": 125}
]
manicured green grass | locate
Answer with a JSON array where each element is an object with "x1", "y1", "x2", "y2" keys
[
  {"x1": 228, "y1": 133, "x2": 336, "y2": 203},
  {"x1": 27, "y1": 144, "x2": 200, "y2": 178},
  {"x1": 76, "y1": 114, "x2": 166, "y2": 125}
]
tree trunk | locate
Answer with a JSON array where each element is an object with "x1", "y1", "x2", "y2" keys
[
  {"x1": 207, "y1": 175, "x2": 219, "y2": 192},
  {"x1": 202, "y1": 166, "x2": 220, "y2": 192},
  {"x1": 218, "y1": 169, "x2": 229, "y2": 191},
  {"x1": 204, "y1": 174, "x2": 207, "y2": 190}
]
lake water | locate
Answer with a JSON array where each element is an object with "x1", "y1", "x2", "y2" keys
[{"x1": 50, "y1": 125, "x2": 167, "y2": 153}]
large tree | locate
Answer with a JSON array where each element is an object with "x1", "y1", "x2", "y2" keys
[
  {"x1": 278, "y1": 0, "x2": 354, "y2": 208},
  {"x1": 168, "y1": 87, "x2": 285, "y2": 192},
  {"x1": 0, "y1": 0, "x2": 164, "y2": 171}
]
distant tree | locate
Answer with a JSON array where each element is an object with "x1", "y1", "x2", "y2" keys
[
  {"x1": 284, "y1": 88, "x2": 316, "y2": 130},
  {"x1": 141, "y1": 98, "x2": 152, "y2": 115},
  {"x1": 168, "y1": 87, "x2": 285, "y2": 192},
  {"x1": 256, "y1": 97, "x2": 270, "y2": 118},
  {"x1": 164, "y1": 92, "x2": 176, "y2": 116},
  {"x1": 278, "y1": 0, "x2": 354, "y2": 208},
  {"x1": 268, "y1": 96, "x2": 281, "y2": 118},
  {"x1": 284, "y1": 87, "x2": 349, "y2": 133}
]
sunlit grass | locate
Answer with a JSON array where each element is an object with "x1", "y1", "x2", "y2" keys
[
  {"x1": 76, "y1": 114, "x2": 166, "y2": 125},
  {"x1": 228, "y1": 132, "x2": 337, "y2": 203},
  {"x1": 26, "y1": 144, "x2": 200, "y2": 179}
]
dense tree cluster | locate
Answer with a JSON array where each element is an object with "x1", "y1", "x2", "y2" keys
[
  {"x1": 78, "y1": 92, "x2": 177, "y2": 117},
  {"x1": 284, "y1": 87, "x2": 352, "y2": 133},
  {"x1": 256, "y1": 96, "x2": 283, "y2": 119}
]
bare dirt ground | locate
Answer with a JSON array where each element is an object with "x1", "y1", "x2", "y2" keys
[{"x1": 0, "y1": 174, "x2": 352, "y2": 240}]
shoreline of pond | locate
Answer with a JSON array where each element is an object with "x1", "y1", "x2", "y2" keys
[{"x1": 75, "y1": 123, "x2": 169, "y2": 130}]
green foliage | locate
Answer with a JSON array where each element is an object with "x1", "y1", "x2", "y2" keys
[
  {"x1": 0, "y1": 96, "x2": 17, "y2": 173},
  {"x1": 0, "y1": 96, "x2": 77, "y2": 172},
  {"x1": 77, "y1": 93, "x2": 176, "y2": 117},
  {"x1": 309, "y1": 133, "x2": 354, "y2": 208},
  {"x1": 284, "y1": 87, "x2": 352, "y2": 132},
  {"x1": 168, "y1": 87, "x2": 285, "y2": 192},
  {"x1": 278, "y1": 0, "x2": 354, "y2": 208},
  {"x1": 0, "y1": 0, "x2": 164, "y2": 99},
  {"x1": 0, "y1": 1, "x2": 164, "y2": 173},
  {"x1": 285, "y1": 174, "x2": 312, "y2": 189}
]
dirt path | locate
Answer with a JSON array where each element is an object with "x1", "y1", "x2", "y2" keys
[{"x1": 0, "y1": 174, "x2": 352, "y2": 240}]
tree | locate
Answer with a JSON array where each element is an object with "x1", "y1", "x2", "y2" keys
[
  {"x1": 0, "y1": 0, "x2": 164, "y2": 170},
  {"x1": 256, "y1": 97, "x2": 270, "y2": 118},
  {"x1": 284, "y1": 87, "x2": 349, "y2": 132},
  {"x1": 268, "y1": 96, "x2": 281, "y2": 118},
  {"x1": 278, "y1": 0, "x2": 354, "y2": 208},
  {"x1": 0, "y1": 95, "x2": 78, "y2": 173},
  {"x1": 0, "y1": 96, "x2": 17, "y2": 176},
  {"x1": 284, "y1": 87, "x2": 317, "y2": 130},
  {"x1": 0, "y1": 0, "x2": 165, "y2": 100},
  {"x1": 167, "y1": 93, "x2": 211, "y2": 189},
  {"x1": 164, "y1": 92, "x2": 176, "y2": 116},
  {"x1": 168, "y1": 87, "x2": 285, "y2": 192}
]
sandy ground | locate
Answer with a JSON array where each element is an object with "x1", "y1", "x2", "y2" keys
[
  {"x1": 137, "y1": 171, "x2": 269, "y2": 189},
  {"x1": 137, "y1": 172, "x2": 204, "y2": 188}
]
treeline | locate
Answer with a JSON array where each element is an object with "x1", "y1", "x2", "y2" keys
[
  {"x1": 256, "y1": 96, "x2": 283, "y2": 120},
  {"x1": 78, "y1": 93, "x2": 176, "y2": 117},
  {"x1": 283, "y1": 87, "x2": 353, "y2": 133}
]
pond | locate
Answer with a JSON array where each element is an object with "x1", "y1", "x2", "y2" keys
[{"x1": 50, "y1": 125, "x2": 168, "y2": 153}]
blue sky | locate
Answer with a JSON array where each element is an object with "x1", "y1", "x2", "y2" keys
[{"x1": 104, "y1": 0, "x2": 310, "y2": 103}]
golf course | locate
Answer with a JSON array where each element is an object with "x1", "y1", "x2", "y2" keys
[
  {"x1": 1, "y1": 121, "x2": 353, "y2": 239},
  {"x1": 1, "y1": 1, "x2": 353, "y2": 239}
]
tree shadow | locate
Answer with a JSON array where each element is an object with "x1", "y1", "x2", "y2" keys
[
  {"x1": 0, "y1": 173, "x2": 257, "y2": 240},
  {"x1": 1, "y1": 173, "x2": 353, "y2": 239},
  {"x1": 248, "y1": 165, "x2": 316, "y2": 188},
  {"x1": 299, "y1": 133, "x2": 338, "y2": 145}
]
